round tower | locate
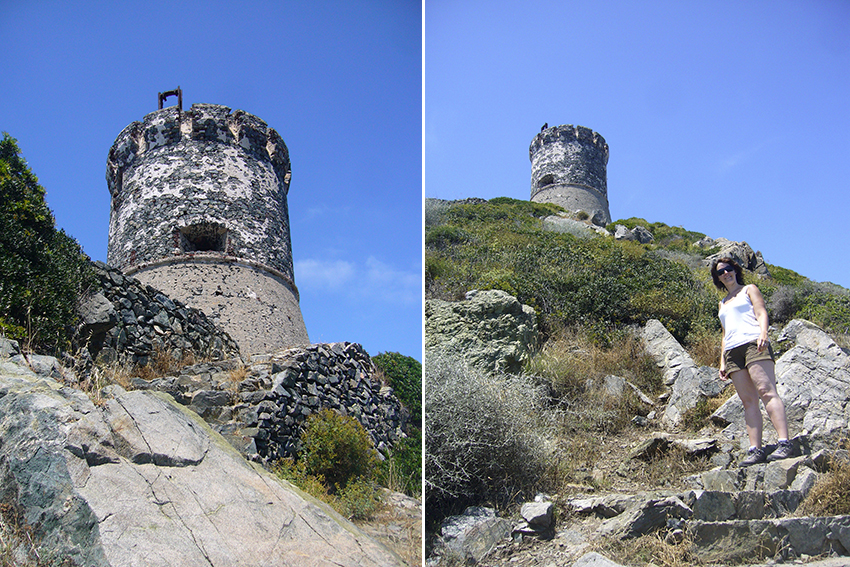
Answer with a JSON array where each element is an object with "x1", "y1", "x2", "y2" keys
[
  {"x1": 529, "y1": 125, "x2": 610, "y2": 226},
  {"x1": 106, "y1": 103, "x2": 309, "y2": 354}
]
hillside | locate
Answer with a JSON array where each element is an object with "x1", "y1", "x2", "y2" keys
[{"x1": 425, "y1": 197, "x2": 850, "y2": 566}]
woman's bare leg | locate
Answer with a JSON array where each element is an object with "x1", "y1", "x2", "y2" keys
[
  {"x1": 729, "y1": 368, "x2": 763, "y2": 448},
  {"x1": 747, "y1": 360, "x2": 789, "y2": 440}
]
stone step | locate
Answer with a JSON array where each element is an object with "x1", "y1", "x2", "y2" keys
[
  {"x1": 689, "y1": 489, "x2": 804, "y2": 521},
  {"x1": 689, "y1": 515, "x2": 850, "y2": 564}
]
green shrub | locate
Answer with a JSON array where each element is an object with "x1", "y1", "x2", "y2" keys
[
  {"x1": 377, "y1": 429, "x2": 422, "y2": 497},
  {"x1": 336, "y1": 477, "x2": 383, "y2": 520},
  {"x1": 372, "y1": 352, "x2": 422, "y2": 497},
  {"x1": 425, "y1": 200, "x2": 720, "y2": 343},
  {"x1": 300, "y1": 409, "x2": 378, "y2": 492},
  {"x1": 0, "y1": 133, "x2": 94, "y2": 352},
  {"x1": 372, "y1": 352, "x2": 422, "y2": 426}
]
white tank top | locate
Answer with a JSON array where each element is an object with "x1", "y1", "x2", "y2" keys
[{"x1": 719, "y1": 285, "x2": 761, "y2": 350}]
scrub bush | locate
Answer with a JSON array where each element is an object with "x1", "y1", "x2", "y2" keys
[{"x1": 425, "y1": 351, "x2": 561, "y2": 524}]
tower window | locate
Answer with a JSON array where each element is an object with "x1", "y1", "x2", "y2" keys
[
  {"x1": 537, "y1": 174, "x2": 555, "y2": 188},
  {"x1": 179, "y1": 222, "x2": 228, "y2": 253}
]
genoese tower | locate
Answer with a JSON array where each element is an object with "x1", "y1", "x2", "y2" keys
[
  {"x1": 106, "y1": 89, "x2": 309, "y2": 354},
  {"x1": 529, "y1": 124, "x2": 610, "y2": 226}
]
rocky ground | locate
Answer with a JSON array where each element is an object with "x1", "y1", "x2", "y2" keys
[
  {"x1": 357, "y1": 490, "x2": 423, "y2": 567},
  {"x1": 427, "y1": 317, "x2": 850, "y2": 567}
]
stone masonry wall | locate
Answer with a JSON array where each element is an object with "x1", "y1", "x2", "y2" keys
[
  {"x1": 132, "y1": 260, "x2": 309, "y2": 355},
  {"x1": 90, "y1": 261, "x2": 240, "y2": 365},
  {"x1": 130, "y1": 343, "x2": 409, "y2": 461},
  {"x1": 529, "y1": 124, "x2": 610, "y2": 225}
]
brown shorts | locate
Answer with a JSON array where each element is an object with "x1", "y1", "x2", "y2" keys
[{"x1": 724, "y1": 341, "x2": 774, "y2": 373}]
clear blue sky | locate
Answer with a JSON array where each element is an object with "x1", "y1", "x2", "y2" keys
[
  {"x1": 1, "y1": 0, "x2": 422, "y2": 361},
  {"x1": 425, "y1": 1, "x2": 850, "y2": 290}
]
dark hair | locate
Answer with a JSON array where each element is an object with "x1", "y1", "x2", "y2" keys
[{"x1": 711, "y1": 257, "x2": 745, "y2": 290}]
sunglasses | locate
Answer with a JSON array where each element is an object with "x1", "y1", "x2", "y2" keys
[{"x1": 716, "y1": 266, "x2": 735, "y2": 276}]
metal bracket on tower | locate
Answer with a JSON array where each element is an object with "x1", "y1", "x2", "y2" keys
[{"x1": 158, "y1": 87, "x2": 183, "y2": 111}]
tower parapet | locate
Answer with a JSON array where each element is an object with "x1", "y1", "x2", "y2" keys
[
  {"x1": 529, "y1": 124, "x2": 610, "y2": 226},
  {"x1": 106, "y1": 103, "x2": 309, "y2": 354}
]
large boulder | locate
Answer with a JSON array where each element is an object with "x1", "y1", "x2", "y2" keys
[
  {"x1": 702, "y1": 239, "x2": 770, "y2": 277},
  {"x1": 425, "y1": 290, "x2": 538, "y2": 373},
  {"x1": 0, "y1": 362, "x2": 403, "y2": 567},
  {"x1": 712, "y1": 320, "x2": 850, "y2": 449},
  {"x1": 641, "y1": 319, "x2": 696, "y2": 386}
]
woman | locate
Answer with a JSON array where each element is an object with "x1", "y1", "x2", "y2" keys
[{"x1": 712, "y1": 257, "x2": 793, "y2": 466}]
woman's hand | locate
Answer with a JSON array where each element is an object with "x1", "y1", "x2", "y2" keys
[
  {"x1": 757, "y1": 331, "x2": 769, "y2": 352},
  {"x1": 719, "y1": 366, "x2": 729, "y2": 380}
]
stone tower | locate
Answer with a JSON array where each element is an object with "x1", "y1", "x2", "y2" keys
[
  {"x1": 106, "y1": 102, "x2": 309, "y2": 354},
  {"x1": 529, "y1": 125, "x2": 610, "y2": 226}
]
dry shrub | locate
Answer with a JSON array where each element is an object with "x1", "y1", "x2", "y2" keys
[
  {"x1": 528, "y1": 326, "x2": 662, "y2": 399},
  {"x1": 425, "y1": 351, "x2": 562, "y2": 523},
  {"x1": 799, "y1": 454, "x2": 850, "y2": 516}
]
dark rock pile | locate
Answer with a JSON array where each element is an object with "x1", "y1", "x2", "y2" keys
[
  {"x1": 81, "y1": 261, "x2": 240, "y2": 365},
  {"x1": 132, "y1": 341, "x2": 409, "y2": 461}
]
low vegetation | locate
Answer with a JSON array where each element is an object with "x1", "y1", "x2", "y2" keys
[
  {"x1": 372, "y1": 352, "x2": 422, "y2": 498},
  {"x1": 799, "y1": 451, "x2": 850, "y2": 516},
  {"x1": 272, "y1": 409, "x2": 384, "y2": 520}
]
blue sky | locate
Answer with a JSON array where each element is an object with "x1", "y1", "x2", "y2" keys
[
  {"x1": 425, "y1": 1, "x2": 850, "y2": 290},
  {"x1": 1, "y1": 0, "x2": 422, "y2": 361}
]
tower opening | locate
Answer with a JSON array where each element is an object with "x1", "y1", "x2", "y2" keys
[
  {"x1": 537, "y1": 174, "x2": 555, "y2": 188},
  {"x1": 179, "y1": 223, "x2": 228, "y2": 253}
]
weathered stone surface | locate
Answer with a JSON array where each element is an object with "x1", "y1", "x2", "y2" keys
[
  {"x1": 425, "y1": 289, "x2": 538, "y2": 373},
  {"x1": 712, "y1": 320, "x2": 850, "y2": 449},
  {"x1": 91, "y1": 261, "x2": 240, "y2": 365},
  {"x1": 703, "y1": 239, "x2": 770, "y2": 277},
  {"x1": 137, "y1": 342, "x2": 407, "y2": 462},
  {"x1": 663, "y1": 365, "x2": 725, "y2": 429},
  {"x1": 106, "y1": 104, "x2": 309, "y2": 355},
  {"x1": 641, "y1": 319, "x2": 696, "y2": 386},
  {"x1": 521, "y1": 501, "x2": 554, "y2": 527},
  {"x1": 529, "y1": 125, "x2": 610, "y2": 226},
  {"x1": 690, "y1": 516, "x2": 850, "y2": 563},
  {"x1": 597, "y1": 495, "x2": 692, "y2": 539},
  {"x1": 0, "y1": 337, "x2": 19, "y2": 358},
  {"x1": 0, "y1": 363, "x2": 403, "y2": 567},
  {"x1": 572, "y1": 551, "x2": 625, "y2": 567},
  {"x1": 438, "y1": 507, "x2": 512, "y2": 563},
  {"x1": 77, "y1": 291, "x2": 118, "y2": 336}
]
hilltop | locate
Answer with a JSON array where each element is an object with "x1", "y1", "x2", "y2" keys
[{"x1": 424, "y1": 197, "x2": 850, "y2": 566}]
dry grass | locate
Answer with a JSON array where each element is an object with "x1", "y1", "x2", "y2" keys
[
  {"x1": 799, "y1": 452, "x2": 850, "y2": 516},
  {"x1": 228, "y1": 363, "x2": 249, "y2": 390},
  {"x1": 527, "y1": 326, "x2": 662, "y2": 399},
  {"x1": 0, "y1": 503, "x2": 47, "y2": 567},
  {"x1": 687, "y1": 331, "x2": 722, "y2": 368},
  {"x1": 593, "y1": 530, "x2": 699, "y2": 567}
]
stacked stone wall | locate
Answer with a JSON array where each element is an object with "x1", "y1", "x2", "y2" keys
[
  {"x1": 131, "y1": 342, "x2": 409, "y2": 461},
  {"x1": 90, "y1": 261, "x2": 240, "y2": 365},
  {"x1": 529, "y1": 124, "x2": 610, "y2": 225}
]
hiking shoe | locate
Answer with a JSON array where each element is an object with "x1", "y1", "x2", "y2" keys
[
  {"x1": 740, "y1": 447, "x2": 767, "y2": 466},
  {"x1": 767, "y1": 440, "x2": 794, "y2": 462}
]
